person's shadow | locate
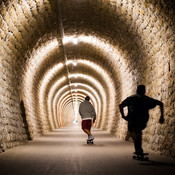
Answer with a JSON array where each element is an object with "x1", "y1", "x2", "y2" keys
[
  {"x1": 140, "y1": 159, "x2": 175, "y2": 167},
  {"x1": 20, "y1": 101, "x2": 32, "y2": 140}
]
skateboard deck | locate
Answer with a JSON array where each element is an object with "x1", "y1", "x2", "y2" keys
[{"x1": 132, "y1": 153, "x2": 149, "y2": 161}]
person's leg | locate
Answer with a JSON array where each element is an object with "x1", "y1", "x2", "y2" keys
[
  {"x1": 136, "y1": 130, "x2": 143, "y2": 154},
  {"x1": 125, "y1": 130, "x2": 131, "y2": 141},
  {"x1": 82, "y1": 120, "x2": 94, "y2": 140},
  {"x1": 87, "y1": 120, "x2": 94, "y2": 140},
  {"x1": 130, "y1": 130, "x2": 143, "y2": 154},
  {"x1": 82, "y1": 120, "x2": 92, "y2": 137},
  {"x1": 83, "y1": 128, "x2": 91, "y2": 136}
]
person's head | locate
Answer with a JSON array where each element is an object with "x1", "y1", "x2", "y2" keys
[
  {"x1": 136, "y1": 85, "x2": 146, "y2": 95},
  {"x1": 85, "y1": 96, "x2": 90, "y2": 101}
]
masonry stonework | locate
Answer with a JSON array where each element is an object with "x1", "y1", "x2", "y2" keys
[{"x1": 0, "y1": 0, "x2": 175, "y2": 158}]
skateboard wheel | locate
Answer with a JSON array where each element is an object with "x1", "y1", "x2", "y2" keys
[
  {"x1": 87, "y1": 140, "x2": 93, "y2": 144},
  {"x1": 145, "y1": 157, "x2": 149, "y2": 161}
]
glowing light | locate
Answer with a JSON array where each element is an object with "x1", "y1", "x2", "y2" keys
[
  {"x1": 62, "y1": 37, "x2": 66, "y2": 44},
  {"x1": 67, "y1": 74, "x2": 78, "y2": 79},
  {"x1": 66, "y1": 60, "x2": 72, "y2": 65},
  {"x1": 73, "y1": 38, "x2": 78, "y2": 45},
  {"x1": 73, "y1": 62, "x2": 77, "y2": 66},
  {"x1": 63, "y1": 37, "x2": 78, "y2": 45},
  {"x1": 73, "y1": 120, "x2": 78, "y2": 123},
  {"x1": 70, "y1": 74, "x2": 79, "y2": 78},
  {"x1": 66, "y1": 60, "x2": 77, "y2": 66}
]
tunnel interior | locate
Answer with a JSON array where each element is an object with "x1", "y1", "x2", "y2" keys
[{"x1": 0, "y1": 0, "x2": 175, "y2": 158}]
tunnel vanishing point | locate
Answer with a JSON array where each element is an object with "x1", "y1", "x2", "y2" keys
[{"x1": 0, "y1": 0, "x2": 175, "y2": 158}]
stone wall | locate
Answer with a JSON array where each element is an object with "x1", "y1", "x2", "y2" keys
[
  {"x1": 0, "y1": 0, "x2": 59, "y2": 151},
  {"x1": 110, "y1": 0, "x2": 175, "y2": 158},
  {"x1": 0, "y1": 45, "x2": 28, "y2": 152},
  {"x1": 0, "y1": 0, "x2": 175, "y2": 159}
]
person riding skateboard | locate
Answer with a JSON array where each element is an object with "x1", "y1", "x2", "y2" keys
[
  {"x1": 119, "y1": 85, "x2": 164, "y2": 155},
  {"x1": 79, "y1": 96, "x2": 96, "y2": 141}
]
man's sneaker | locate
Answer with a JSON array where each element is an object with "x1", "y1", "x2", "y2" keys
[
  {"x1": 88, "y1": 135, "x2": 94, "y2": 141},
  {"x1": 133, "y1": 152, "x2": 144, "y2": 156}
]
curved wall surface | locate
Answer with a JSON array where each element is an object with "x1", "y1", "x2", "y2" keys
[{"x1": 0, "y1": 0, "x2": 175, "y2": 158}]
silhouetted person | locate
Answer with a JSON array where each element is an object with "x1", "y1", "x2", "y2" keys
[
  {"x1": 79, "y1": 96, "x2": 96, "y2": 141},
  {"x1": 119, "y1": 85, "x2": 164, "y2": 155}
]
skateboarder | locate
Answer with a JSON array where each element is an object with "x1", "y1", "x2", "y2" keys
[
  {"x1": 79, "y1": 96, "x2": 96, "y2": 142},
  {"x1": 119, "y1": 85, "x2": 164, "y2": 156}
]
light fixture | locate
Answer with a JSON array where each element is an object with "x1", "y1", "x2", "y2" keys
[
  {"x1": 66, "y1": 61, "x2": 69, "y2": 65},
  {"x1": 73, "y1": 38, "x2": 78, "y2": 45},
  {"x1": 73, "y1": 62, "x2": 77, "y2": 66}
]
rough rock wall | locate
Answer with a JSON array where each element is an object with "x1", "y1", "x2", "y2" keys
[
  {"x1": 0, "y1": 0, "x2": 175, "y2": 159},
  {"x1": 0, "y1": 0, "x2": 58, "y2": 152}
]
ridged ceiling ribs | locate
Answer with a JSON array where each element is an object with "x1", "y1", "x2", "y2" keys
[{"x1": 0, "y1": 0, "x2": 175, "y2": 157}]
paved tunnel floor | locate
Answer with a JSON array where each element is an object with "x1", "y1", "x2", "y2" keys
[{"x1": 0, "y1": 124, "x2": 175, "y2": 175}]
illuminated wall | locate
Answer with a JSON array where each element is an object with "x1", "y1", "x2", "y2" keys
[{"x1": 0, "y1": 0, "x2": 175, "y2": 157}]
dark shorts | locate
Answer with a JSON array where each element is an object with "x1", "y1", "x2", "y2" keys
[{"x1": 82, "y1": 120, "x2": 92, "y2": 130}]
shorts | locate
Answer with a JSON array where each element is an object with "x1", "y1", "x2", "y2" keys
[{"x1": 82, "y1": 120, "x2": 92, "y2": 130}]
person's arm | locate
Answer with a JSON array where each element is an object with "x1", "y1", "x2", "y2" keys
[
  {"x1": 149, "y1": 97, "x2": 164, "y2": 124},
  {"x1": 92, "y1": 107, "x2": 96, "y2": 123},
  {"x1": 90, "y1": 104, "x2": 96, "y2": 123},
  {"x1": 156, "y1": 100, "x2": 164, "y2": 124},
  {"x1": 119, "y1": 102, "x2": 128, "y2": 121}
]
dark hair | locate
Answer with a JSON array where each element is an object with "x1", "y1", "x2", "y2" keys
[
  {"x1": 85, "y1": 96, "x2": 90, "y2": 101},
  {"x1": 137, "y1": 85, "x2": 146, "y2": 95}
]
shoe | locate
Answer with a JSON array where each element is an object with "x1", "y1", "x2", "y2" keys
[
  {"x1": 133, "y1": 152, "x2": 144, "y2": 156},
  {"x1": 88, "y1": 135, "x2": 94, "y2": 141}
]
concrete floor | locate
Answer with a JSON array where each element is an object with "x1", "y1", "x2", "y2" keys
[{"x1": 0, "y1": 124, "x2": 175, "y2": 175}]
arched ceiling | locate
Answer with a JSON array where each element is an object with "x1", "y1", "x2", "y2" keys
[{"x1": 0, "y1": 0, "x2": 174, "y2": 134}]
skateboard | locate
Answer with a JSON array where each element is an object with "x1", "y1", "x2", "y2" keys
[
  {"x1": 132, "y1": 153, "x2": 149, "y2": 161},
  {"x1": 87, "y1": 139, "x2": 94, "y2": 144}
]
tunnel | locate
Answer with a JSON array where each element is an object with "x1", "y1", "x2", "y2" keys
[{"x1": 0, "y1": 0, "x2": 175, "y2": 174}]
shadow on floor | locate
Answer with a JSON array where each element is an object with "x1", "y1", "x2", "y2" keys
[{"x1": 140, "y1": 160, "x2": 175, "y2": 167}]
